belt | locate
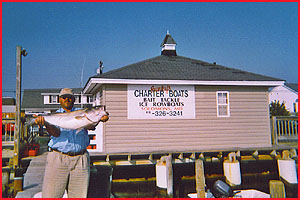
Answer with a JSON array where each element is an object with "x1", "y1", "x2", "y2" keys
[{"x1": 49, "y1": 147, "x2": 87, "y2": 156}]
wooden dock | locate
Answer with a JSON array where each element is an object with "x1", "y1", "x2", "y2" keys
[
  {"x1": 3, "y1": 114, "x2": 297, "y2": 197},
  {"x1": 12, "y1": 143, "x2": 298, "y2": 198},
  {"x1": 15, "y1": 153, "x2": 48, "y2": 198}
]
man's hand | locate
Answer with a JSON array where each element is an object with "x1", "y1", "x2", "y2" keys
[
  {"x1": 33, "y1": 115, "x2": 60, "y2": 137},
  {"x1": 100, "y1": 115, "x2": 109, "y2": 122},
  {"x1": 85, "y1": 115, "x2": 109, "y2": 130},
  {"x1": 34, "y1": 115, "x2": 45, "y2": 126}
]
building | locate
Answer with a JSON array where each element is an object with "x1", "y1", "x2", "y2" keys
[
  {"x1": 21, "y1": 88, "x2": 100, "y2": 150},
  {"x1": 2, "y1": 97, "x2": 18, "y2": 136},
  {"x1": 2, "y1": 97, "x2": 16, "y2": 118},
  {"x1": 269, "y1": 83, "x2": 298, "y2": 114},
  {"x1": 83, "y1": 33, "x2": 284, "y2": 154},
  {"x1": 21, "y1": 88, "x2": 94, "y2": 115}
]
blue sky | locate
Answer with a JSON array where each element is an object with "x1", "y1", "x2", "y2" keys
[{"x1": 2, "y1": 2, "x2": 298, "y2": 98}]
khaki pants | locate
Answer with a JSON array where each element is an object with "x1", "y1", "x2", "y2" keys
[{"x1": 42, "y1": 151, "x2": 90, "y2": 198}]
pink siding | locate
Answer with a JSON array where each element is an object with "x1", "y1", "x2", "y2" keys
[{"x1": 101, "y1": 85, "x2": 271, "y2": 154}]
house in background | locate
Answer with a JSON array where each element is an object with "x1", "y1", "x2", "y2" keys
[
  {"x1": 83, "y1": 33, "x2": 285, "y2": 154},
  {"x1": 21, "y1": 88, "x2": 94, "y2": 115},
  {"x1": 269, "y1": 83, "x2": 298, "y2": 114},
  {"x1": 21, "y1": 88, "x2": 102, "y2": 151},
  {"x1": 2, "y1": 97, "x2": 16, "y2": 118},
  {"x1": 2, "y1": 97, "x2": 18, "y2": 137}
]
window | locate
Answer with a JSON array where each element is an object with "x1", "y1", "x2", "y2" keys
[
  {"x1": 217, "y1": 91, "x2": 230, "y2": 117},
  {"x1": 86, "y1": 96, "x2": 94, "y2": 104},
  {"x1": 294, "y1": 99, "x2": 298, "y2": 113},
  {"x1": 75, "y1": 95, "x2": 81, "y2": 104},
  {"x1": 49, "y1": 95, "x2": 59, "y2": 104}
]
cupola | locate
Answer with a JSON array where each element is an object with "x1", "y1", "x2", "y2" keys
[{"x1": 160, "y1": 31, "x2": 177, "y2": 56}]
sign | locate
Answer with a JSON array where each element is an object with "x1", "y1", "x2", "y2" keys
[{"x1": 128, "y1": 85, "x2": 195, "y2": 119}]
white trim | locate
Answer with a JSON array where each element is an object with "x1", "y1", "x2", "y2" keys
[
  {"x1": 282, "y1": 85, "x2": 298, "y2": 95},
  {"x1": 83, "y1": 78, "x2": 284, "y2": 94},
  {"x1": 162, "y1": 44, "x2": 176, "y2": 51},
  {"x1": 41, "y1": 93, "x2": 83, "y2": 96},
  {"x1": 41, "y1": 93, "x2": 59, "y2": 95},
  {"x1": 87, "y1": 122, "x2": 103, "y2": 152}
]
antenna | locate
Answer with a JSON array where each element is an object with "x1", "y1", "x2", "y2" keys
[
  {"x1": 97, "y1": 60, "x2": 104, "y2": 75},
  {"x1": 80, "y1": 57, "x2": 86, "y2": 88},
  {"x1": 99, "y1": 61, "x2": 104, "y2": 74}
]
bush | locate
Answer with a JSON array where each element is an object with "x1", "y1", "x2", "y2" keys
[{"x1": 269, "y1": 100, "x2": 290, "y2": 116}]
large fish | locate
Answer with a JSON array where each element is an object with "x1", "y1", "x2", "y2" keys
[{"x1": 25, "y1": 106, "x2": 109, "y2": 130}]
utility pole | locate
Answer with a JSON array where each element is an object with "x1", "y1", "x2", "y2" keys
[{"x1": 13, "y1": 46, "x2": 27, "y2": 169}]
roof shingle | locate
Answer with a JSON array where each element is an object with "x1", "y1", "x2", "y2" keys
[{"x1": 91, "y1": 55, "x2": 283, "y2": 82}]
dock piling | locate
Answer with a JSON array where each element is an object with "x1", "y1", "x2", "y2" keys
[
  {"x1": 269, "y1": 180, "x2": 286, "y2": 198},
  {"x1": 195, "y1": 159, "x2": 205, "y2": 198}
]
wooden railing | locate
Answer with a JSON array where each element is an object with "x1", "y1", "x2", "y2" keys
[
  {"x1": 2, "y1": 118, "x2": 15, "y2": 144},
  {"x1": 271, "y1": 116, "x2": 298, "y2": 145},
  {"x1": 2, "y1": 118, "x2": 28, "y2": 161}
]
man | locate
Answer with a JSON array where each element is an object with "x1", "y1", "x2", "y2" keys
[{"x1": 35, "y1": 88, "x2": 107, "y2": 198}]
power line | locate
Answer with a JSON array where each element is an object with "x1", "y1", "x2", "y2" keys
[
  {"x1": 2, "y1": 90, "x2": 25, "y2": 93},
  {"x1": 3, "y1": 90, "x2": 18, "y2": 92}
]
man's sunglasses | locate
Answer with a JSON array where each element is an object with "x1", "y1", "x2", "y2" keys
[{"x1": 60, "y1": 95, "x2": 74, "y2": 100}]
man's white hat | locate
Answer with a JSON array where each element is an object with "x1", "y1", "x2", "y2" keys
[{"x1": 59, "y1": 88, "x2": 74, "y2": 96}]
